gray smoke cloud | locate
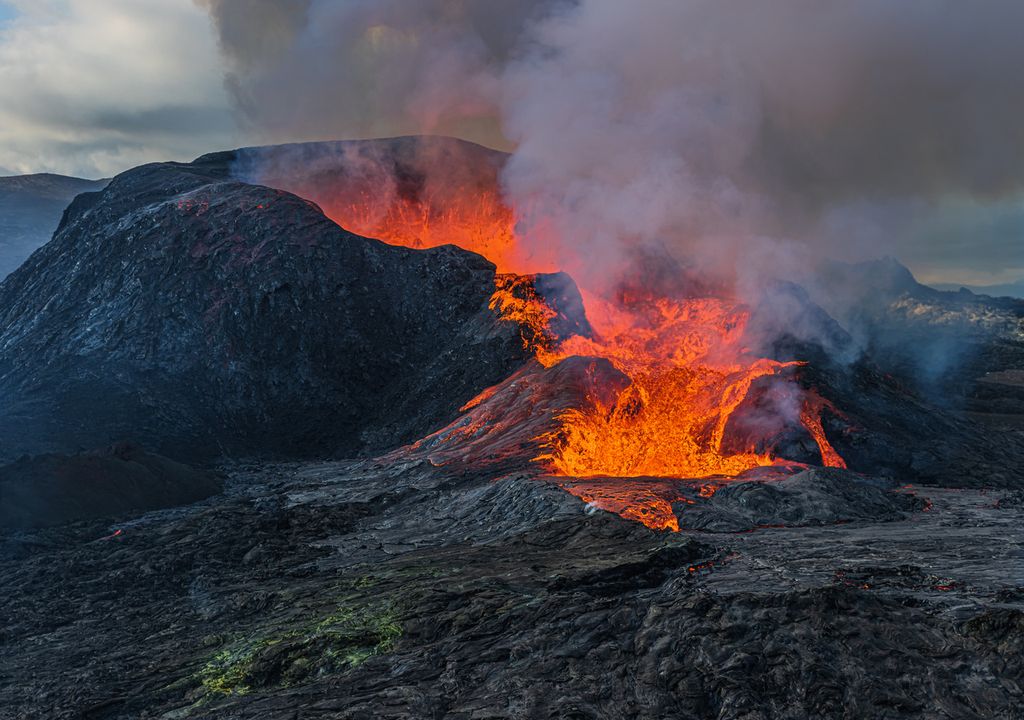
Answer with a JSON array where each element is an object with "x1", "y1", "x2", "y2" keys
[
  {"x1": 196, "y1": 0, "x2": 551, "y2": 149},
  {"x1": 499, "y1": 0, "x2": 1024, "y2": 292},
  {"x1": 198, "y1": 0, "x2": 1024, "y2": 288}
]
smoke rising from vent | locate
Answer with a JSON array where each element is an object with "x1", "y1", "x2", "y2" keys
[
  {"x1": 198, "y1": 0, "x2": 1024, "y2": 289},
  {"x1": 196, "y1": 0, "x2": 550, "y2": 149}
]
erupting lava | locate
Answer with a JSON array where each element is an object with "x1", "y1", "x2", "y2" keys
[
  {"x1": 532, "y1": 291, "x2": 805, "y2": 478},
  {"x1": 799, "y1": 391, "x2": 848, "y2": 470},
  {"x1": 487, "y1": 276, "x2": 846, "y2": 478},
  {"x1": 326, "y1": 183, "x2": 847, "y2": 528},
  {"x1": 317, "y1": 186, "x2": 525, "y2": 272}
]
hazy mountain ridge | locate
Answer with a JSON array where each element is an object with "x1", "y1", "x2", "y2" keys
[
  {"x1": 0, "y1": 172, "x2": 108, "y2": 279},
  {"x1": 931, "y1": 279, "x2": 1024, "y2": 299}
]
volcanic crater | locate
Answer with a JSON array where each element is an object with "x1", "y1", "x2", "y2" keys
[{"x1": 1, "y1": 136, "x2": 1022, "y2": 719}]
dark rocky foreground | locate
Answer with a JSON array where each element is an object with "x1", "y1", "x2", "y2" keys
[
  {"x1": 0, "y1": 444, "x2": 220, "y2": 532},
  {"x1": 2, "y1": 460, "x2": 1022, "y2": 719}
]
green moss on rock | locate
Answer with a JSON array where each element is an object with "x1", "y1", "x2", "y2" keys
[{"x1": 197, "y1": 603, "x2": 401, "y2": 696}]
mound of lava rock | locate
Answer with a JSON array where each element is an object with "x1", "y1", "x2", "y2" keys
[{"x1": 0, "y1": 154, "x2": 529, "y2": 462}]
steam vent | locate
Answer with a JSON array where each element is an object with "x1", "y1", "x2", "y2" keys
[{"x1": 3, "y1": 3, "x2": 1024, "y2": 716}]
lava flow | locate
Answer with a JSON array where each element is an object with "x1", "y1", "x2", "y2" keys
[
  {"x1": 533, "y1": 291, "x2": 804, "y2": 478},
  {"x1": 326, "y1": 187, "x2": 847, "y2": 530}
]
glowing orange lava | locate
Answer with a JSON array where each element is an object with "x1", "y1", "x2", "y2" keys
[
  {"x1": 324, "y1": 187, "x2": 848, "y2": 528},
  {"x1": 560, "y1": 478, "x2": 684, "y2": 531},
  {"x1": 799, "y1": 391, "x2": 848, "y2": 469},
  {"x1": 487, "y1": 278, "x2": 846, "y2": 477},
  {"x1": 321, "y1": 190, "x2": 522, "y2": 272},
  {"x1": 535, "y1": 292, "x2": 799, "y2": 478}
]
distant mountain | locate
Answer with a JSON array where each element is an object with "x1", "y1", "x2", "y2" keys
[
  {"x1": 0, "y1": 173, "x2": 108, "y2": 279},
  {"x1": 797, "y1": 256, "x2": 1024, "y2": 402},
  {"x1": 930, "y1": 279, "x2": 1024, "y2": 299}
]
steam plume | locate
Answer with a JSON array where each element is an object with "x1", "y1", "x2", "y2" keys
[{"x1": 198, "y1": 0, "x2": 1024, "y2": 290}]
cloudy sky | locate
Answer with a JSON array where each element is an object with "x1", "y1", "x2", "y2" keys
[
  {"x1": 0, "y1": 0, "x2": 241, "y2": 179},
  {"x1": 0, "y1": 0, "x2": 1019, "y2": 287}
]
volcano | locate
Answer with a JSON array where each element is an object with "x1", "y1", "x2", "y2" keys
[
  {"x1": 0, "y1": 150, "x2": 529, "y2": 462},
  {"x1": 2, "y1": 137, "x2": 1023, "y2": 719},
  {"x1": 230, "y1": 137, "x2": 1021, "y2": 526}
]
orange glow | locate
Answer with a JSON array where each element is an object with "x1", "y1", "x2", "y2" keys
[
  {"x1": 567, "y1": 481, "x2": 681, "y2": 532},
  {"x1": 698, "y1": 483, "x2": 719, "y2": 498},
  {"x1": 481, "y1": 275, "x2": 848, "y2": 488},
  {"x1": 324, "y1": 186, "x2": 848, "y2": 530},
  {"x1": 552, "y1": 477, "x2": 729, "y2": 532},
  {"x1": 320, "y1": 189, "x2": 523, "y2": 272},
  {"x1": 531, "y1": 291, "x2": 801, "y2": 478},
  {"x1": 489, "y1": 274, "x2": 562, "y2": 355},
  {"x1": 799, "y1": 391, "x2": 848, "y2": 469}
]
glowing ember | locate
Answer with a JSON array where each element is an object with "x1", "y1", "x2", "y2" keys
[{"x1": 698, "y1": 483, "x2": 719, "y2": 499}]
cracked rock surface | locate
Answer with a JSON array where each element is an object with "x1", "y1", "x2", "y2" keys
[{"x1": 2, "y1": 460, "x2": 1022, "y2": 719}]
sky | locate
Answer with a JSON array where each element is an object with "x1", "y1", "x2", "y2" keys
[
  {"x1": 0, "y1": 0, "x2": 1019, "y2": 287},
  {"x1": 0, "y1": 0, "x2": 240, "y2": 180}
]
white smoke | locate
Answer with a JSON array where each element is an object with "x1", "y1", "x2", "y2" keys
[
  {"x1": 199, "y1": 0, "x2": 1024, "y2": 293},
  {"x1": 497, "y1": 0, "x2": 1024, "y2": 296}
]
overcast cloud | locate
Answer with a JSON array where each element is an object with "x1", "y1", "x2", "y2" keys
[
  {"x1": 0, "y1": 0, "x2": 241, "y2": 178},
  {"x1": 0, "y1": 0, "x2": 1019, "y2": 285}
]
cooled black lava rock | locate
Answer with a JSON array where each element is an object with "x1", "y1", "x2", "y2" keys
[
  {"x1": 3, "y1": 460, "x2": 1022, "y2": 719},
  {"x1": 0, "y1": 443, "x2": 219, "y2": 532},
  {"x1": 725, "y1": 275, "x2": 1024, "y2": 485},
  {"x1": 676, "y1": 468, "x2": 921, "y2": 532},
  {"x1": 0, "y1": 158, "x2": 527, "y2": 462},
  {"x1": 797, "y1": 356, "x2": 1024, "y2": 487}
]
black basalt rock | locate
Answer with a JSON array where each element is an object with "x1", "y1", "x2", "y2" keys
[{"x1": 0, "y1": 159, "x2": 528, "y2": 462}]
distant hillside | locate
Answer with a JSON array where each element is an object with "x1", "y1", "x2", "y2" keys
[
  {"x1": 931, "y1": 279, "x2": 1024, "y2": 299},
  {"x1": 0, "y1": 173, "x2": 108, "y2": 279}
]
